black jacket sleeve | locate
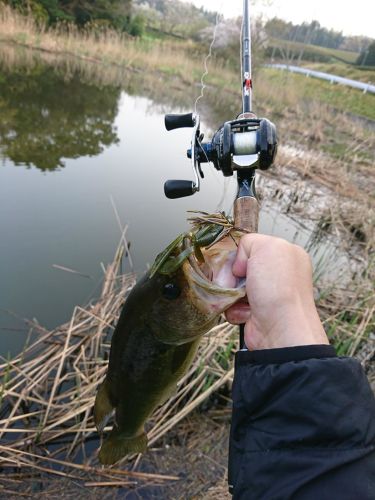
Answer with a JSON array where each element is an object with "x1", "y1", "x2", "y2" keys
[{"x1": 228, "y1": 345, "x2": 375, "y2": 499}]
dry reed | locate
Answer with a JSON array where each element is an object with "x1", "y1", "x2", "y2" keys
[
  {"x1": 1, "y1": 234, "x2": 372, "y2": 496},
  {"x1": 0, "y1": 236, "x2": 239, "y2": 493},
  {"x1": 0, "y1": 3, "x2": 236, "y2": 88}
]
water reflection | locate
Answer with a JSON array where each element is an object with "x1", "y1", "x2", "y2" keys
[
  {"x1": 0, "y1": 45, "x2": 239, "y2": 356},
  {"x1": 0, "y1": 43, "x2": 235, "y2": 138},
  {"x1": 0, "y1": 61, "x2": 121, "y2": 171}
]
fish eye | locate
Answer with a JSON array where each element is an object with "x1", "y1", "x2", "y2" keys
[{"x1": 162, "y1": 283, "x2": 181, "y2": 300}]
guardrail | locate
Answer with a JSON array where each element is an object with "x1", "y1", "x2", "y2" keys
[{"x1": 267, "y1": 64, "x2": 375, "y2": 94}]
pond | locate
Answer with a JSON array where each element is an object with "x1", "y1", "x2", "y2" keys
[{"x1": 0, "y1": 44, "x2": 348, "y2": 356}]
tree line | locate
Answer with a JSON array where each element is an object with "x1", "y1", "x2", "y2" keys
[
  {"x1": 264, "y1": 17, "x2": 372, "y2": 53},
  {"x1": 3, "y1": 1, "x2": 374, "y2": 66},
  {"x1": 2, "y1": 0, "x2": 137, "y2": 32},
  {"x1": 132, "y1": 0, "x2": 216, "y2": 39},
  {"x1": 3, "y1": 0, "x2": 216, "y2": 37}
]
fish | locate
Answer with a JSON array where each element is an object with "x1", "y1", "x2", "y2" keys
[{"x1": 94, "y1": 213, "x2": 246, "y2": 465}]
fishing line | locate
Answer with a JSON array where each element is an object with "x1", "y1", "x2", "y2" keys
[
  {"x1": 193, "y1": 4, "x2": 224, "y2": 168},
  {"x1": 193, "y1": 3, "x2": 224, "y2": 115}
]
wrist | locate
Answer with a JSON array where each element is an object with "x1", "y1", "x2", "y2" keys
[{"x1": 245, "y1": 304, "x2": 329, "y2": 351}]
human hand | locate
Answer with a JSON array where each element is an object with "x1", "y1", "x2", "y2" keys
[{"x1": 225, "y1": 234, "x2": 329, "y2": 350}]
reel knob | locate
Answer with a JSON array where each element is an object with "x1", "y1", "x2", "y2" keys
[
  {"x1": 164, "y1": 113, "x2": 201, "y2": 199},
  {"x1": 165, "y1": 113, "x2": 195, "y2": 131},
  {"x1": 164, "y1": 180, "x2": 196, "y2": 199}
]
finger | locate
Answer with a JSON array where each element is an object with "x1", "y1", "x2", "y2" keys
[
  {"x1": 232, "y1": 234, "x2": 259, "y2": 277},
  {"x1": 225, "y1": 303, "x2": 251, "y2": 325}
]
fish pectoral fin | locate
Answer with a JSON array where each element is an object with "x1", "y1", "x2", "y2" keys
[
  {"x1": 94, "y1": 380, "x2": 115, "y2": 433},
  {"x1": 99, "y1": 430, "x2": 148, "y2": 465}
]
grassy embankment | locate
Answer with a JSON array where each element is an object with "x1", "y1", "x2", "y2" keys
[
  {"x1": 268, "y1": 37, "x2": 359, "y2": 64},
  {"x1": 263, "y1": 67, "x2": 375, "y2": 120},
  {"x1": 299, "y1": 62, "x2": 375, "y2": 84}
]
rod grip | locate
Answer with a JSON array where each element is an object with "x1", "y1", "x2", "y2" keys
[
  {"x1": 165, "y1": 113, "x2": 195, "y2": 131},
  {"x1": 234, "y1": 196, "x2": 259, "y2": 233},
  {"x1": 164, "y1": 180, "x2": 195, "y2": 199},
  {"x1": 234, "y1": 196, "x2": 259, "y2": 350}
]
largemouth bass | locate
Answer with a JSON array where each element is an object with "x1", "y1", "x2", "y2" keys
[{"x1": 94, "y1": 213, "x2": 246, "y2": 465}]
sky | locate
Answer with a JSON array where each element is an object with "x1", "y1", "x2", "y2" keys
[{"x1": 181, "y1": 0, "x2": 374, "y2": 38}]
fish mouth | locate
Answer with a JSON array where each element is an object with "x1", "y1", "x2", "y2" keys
[{"x1": 183, "y1": 236, "x2": 246, "y2": 315}]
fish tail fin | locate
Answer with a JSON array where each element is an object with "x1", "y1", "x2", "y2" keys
[
  {"x1": 99, "y1": 430, "x2": 148, "y2": 465},
  {"x1": 94, "y1": 380, "x2": 114, "y2": 433}
]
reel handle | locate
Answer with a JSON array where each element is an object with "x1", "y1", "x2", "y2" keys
[
  {"x1": 165, "y1": 113, "x2": 195, "y2": 131},
  {"x1": 258, "y1": 118, "x2": 278, "y2": 170},
  {"x1": 164, "y1": 180, "x2": 196, "y2": 199}
]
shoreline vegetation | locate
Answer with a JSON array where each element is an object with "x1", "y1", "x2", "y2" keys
[
  {"x1": 0, "y1": 2, "x2": 374, "y2": 497},
  {"x1": 0, "y1": 4, "x2": 235, "y2": 86},
  {"x1": 1, "y1": 3, "x2": 375, "y2": 121}
]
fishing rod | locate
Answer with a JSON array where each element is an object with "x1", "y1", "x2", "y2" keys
[{"x1": 163, "y1": 0, "x2": 277, "y2": 347}]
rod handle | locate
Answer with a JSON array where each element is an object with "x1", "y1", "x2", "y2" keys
[
  {"x1": 234, "y1": 196, "x2": 259, "y2": 350},
  {"x1": 164, "y1": 180, "x2": 195, "y2": 199},
  {"x1": 165, "y1": 113, "x2": 195, "y2": 131},
  {"x1": 234, "y1": 196, "x2": 259, "y2": 233}
]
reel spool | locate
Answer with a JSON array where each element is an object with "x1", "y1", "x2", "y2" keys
[{"x1": 164, "y1": 112, "x2": 278, "y2": 199}]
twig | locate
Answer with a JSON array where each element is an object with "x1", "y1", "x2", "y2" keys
[{"x1": 52, "y1": 264, "x2": 93, "y2": 279}]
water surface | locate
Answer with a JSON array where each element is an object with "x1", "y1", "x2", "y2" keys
[{"x1": 0, "y1": 45, "x2": 347, "y2": 356}]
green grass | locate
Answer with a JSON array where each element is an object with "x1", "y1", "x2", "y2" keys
[
  {"x1": 263, "y1": 68, "x2": 375, "y2": 121},
  {"x1": 326, "y1": 305, "x2": 373, "y2": 357},
  {"x1": 143, "y1": 27, "x2": 185, "y2": 42},
  {"x1": 301, "y1": 62, "x2": 375, "y2": 84},
  {"x1": 269, "y1": 38, "x2": 359, "y2": 64}
]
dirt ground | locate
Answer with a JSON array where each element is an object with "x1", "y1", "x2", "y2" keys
[
  {"x1": 1, "y1": 410, "x2": 231, "y2": 499},
  {"x1": 4, "y1": 359, "x2": 374, "y2": 500}
]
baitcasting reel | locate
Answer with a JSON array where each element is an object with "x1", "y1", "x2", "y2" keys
[{"x1": 164, "y1": 112, "x2": 278, "y2": 199}]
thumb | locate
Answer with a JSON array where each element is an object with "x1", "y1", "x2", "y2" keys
[
  {"x1": 232, "y1": 234, "x2": 256, "y2": 278},
  {"x1": 232, "y1": 233, "x2": 261, "y2": 277}
]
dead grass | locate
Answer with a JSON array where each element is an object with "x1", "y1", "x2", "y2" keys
[
  {"x1": 0, "y1": 230, "x2": 241, "y2": 494},
  {"x1": 257, "y1": 137, "x2": 374, "y2": 371},
  {"x1": 0, "y1": 3, "x2": 236, "y2": 88},
  {"x1": 0, "y1": 4, "x2": 186, "y2": 71},
  {"x1": 1, "y1": 224, "x2": 373, "y2": 496}
]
